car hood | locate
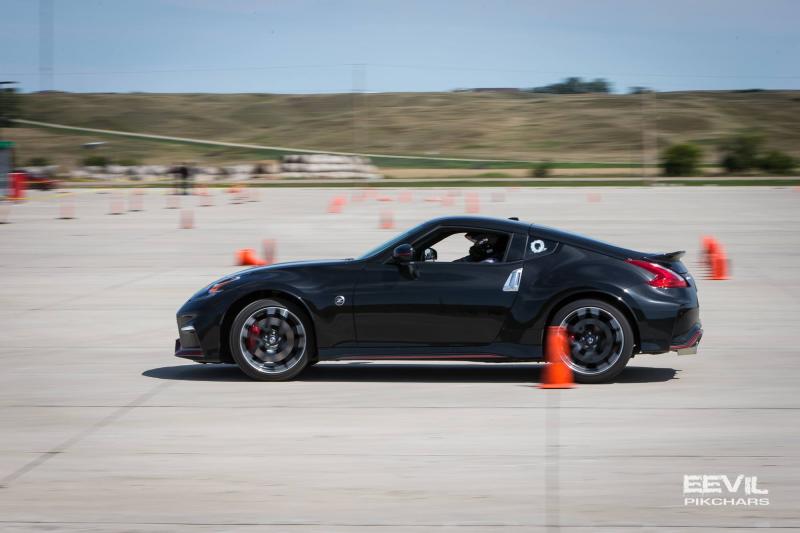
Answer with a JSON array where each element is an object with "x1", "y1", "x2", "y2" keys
[{"x1": 241, "y1": 258, "x2": 353, "y2": 275}]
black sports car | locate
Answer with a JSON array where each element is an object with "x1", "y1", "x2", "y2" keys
[{"x1": 175, "y1": 216, "x2": 701, "y2": 383}]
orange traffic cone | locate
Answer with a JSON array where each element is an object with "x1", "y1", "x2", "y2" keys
[
  {"x1": 236, "y1": 248, "x2": 266, "y2": 266},
  {"x1": 199, "y1": 189, "x2": 214, "y2": 207},
  {"x1": 540, "y1": 326, "x2": 574, "y2": 389},
  {"x1": 109, "y1": 193, "x2": 124, "y2": 215},
  {"x1": 465, "y1": 192, "x2": 480, "y2": 214},
  {"x1": 701, "y1": 236, "x2": 730, "y2": 280},
  {"x1": 711, "y1": 248, "x2": 730, "y2": 280},
  {"x1": 58, "y1": 194, "x2": 76, "y2": 220},
  {"x1": 128, "y1": 189, "x2": 144, "y2": 212},
  {"x1": 166, "y1": 194, "x2": 180, "y2": 209},
  {"x1": 704, "y1": 236, "x2": 719, "y2": 258},
  {"x1": 328, "y1": 196, "x2": 346, "y2": 214},
  {"x1": 379, "y1": 210, "x2": 395, "y2": 229},
  {"x1": 180, "y1": 209, "x2": 194, "y2": 229}
]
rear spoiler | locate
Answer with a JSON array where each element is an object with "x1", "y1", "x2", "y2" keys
[{"x1": 644, "y1": 250, "x2": 686, "y2": 262}]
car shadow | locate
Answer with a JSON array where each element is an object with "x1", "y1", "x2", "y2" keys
[
  {"x1": 143, "y1": 363, "x2": 678, "y2": 384},
  {"x1": 143, "y1": 364, "x2": 251, "y2": 382}
]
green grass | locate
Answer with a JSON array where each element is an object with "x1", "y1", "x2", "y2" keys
[
  {"x1": 16, "y1": 121, "x2": 655, "y2": 169},
  {"x1": 10, "y1": 90, "x2": 800, "y2": 168}
]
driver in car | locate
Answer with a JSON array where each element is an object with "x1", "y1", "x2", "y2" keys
[{"x1": 455, "y1": 232, "x2": 502, "y2": 263}]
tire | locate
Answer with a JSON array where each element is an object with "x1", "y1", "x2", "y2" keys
[
  {"x1": 229, "y1": 298, "x2": 315, "y2": 381},
  {"x1": 550, "y1": 298, "x2": 634, "y2": 384}
]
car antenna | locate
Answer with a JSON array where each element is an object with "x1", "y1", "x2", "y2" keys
[{"x1": 508, "y1": 217, "x2": 519, "y2": 221}]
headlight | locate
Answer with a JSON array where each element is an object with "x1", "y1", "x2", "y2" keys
[{"x1": 208, "y1": 276, "x2": 240, "y2": 294}]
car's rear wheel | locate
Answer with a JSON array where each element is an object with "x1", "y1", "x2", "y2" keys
[
  {"x1": 550, "y1": 298, "x2": 633, "y2": 384},
  {"x1": 229, "y1": 298, "x2": 314, "y2": 381}
]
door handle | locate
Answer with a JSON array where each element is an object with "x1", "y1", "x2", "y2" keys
[{"x1": 502, "y1": 267, "x2": 523, "y2": 292}]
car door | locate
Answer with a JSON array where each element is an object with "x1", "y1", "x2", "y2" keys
[{"x1": 352, "y1": 232, "x2": 526, "y2": 347}]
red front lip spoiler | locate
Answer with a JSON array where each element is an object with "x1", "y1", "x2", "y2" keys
[{"x1": 670, "y1": 329, "x2": 703, "y2": 352}]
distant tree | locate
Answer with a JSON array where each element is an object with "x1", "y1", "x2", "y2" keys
[
  {"x1": 628, "y1": 86, "x2": 653, "y2": 94},
  {"x1": 0, "y1": 85, "x2": 22, "y2": 126},
  {"x1": 757, "y1": 150, "x2": 796, "y2": 175},
  {"x1": 583, "y1": 78, "x2": 611, "y2": 93},
  {"x1": 662, "y1": 143, "x2": 703, "y2": 176},
  {"x1": 82, "y1": 155, "x2": 110, "y2": 167},
  {"x1": 26, "y1": 157, "x2": 51, "y2": 166},
  {"x1": 528, "y1": 77, "x2": 611, "y2": 94},
  {"x1": 531, "y1": 160, "x2": 553, "y2": 177},
  {"x1": 719, "y1": 131, "x2": 764, "y2": 173}
]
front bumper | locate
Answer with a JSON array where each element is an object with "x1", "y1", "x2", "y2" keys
[
  {"x1": 175, "y1": 337, "x2": 205, "y2": 361},
  {"x1": 670, "y1": 325, "x2": 703, "y2": 355},
  {"x1": 174, "y1": 321, "x2": 207, "y2": 360}
]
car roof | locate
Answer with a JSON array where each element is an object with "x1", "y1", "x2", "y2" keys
[
  {"x1": 531, "y1": 223, "x2": 645, "y2": 259},
  {"x1": 421, "y1": 217, "x2": 651, "y2": 260},
  {"x1": 422, "y1": 215, "x2": 533, "y2": 233}
]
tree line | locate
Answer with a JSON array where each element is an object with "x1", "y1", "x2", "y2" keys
[{"x1": 662, "y1": 131, "x2": 796, "y2": 177}]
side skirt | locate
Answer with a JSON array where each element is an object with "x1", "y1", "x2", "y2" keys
[{"x1": 318, "y1": 343, "x2": 543, "y2": 362}]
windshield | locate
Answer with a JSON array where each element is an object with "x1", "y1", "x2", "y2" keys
[{"x1": 358, "y1": 224, "x2": 421, "y2": 259}]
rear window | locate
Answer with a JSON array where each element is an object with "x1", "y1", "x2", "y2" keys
[{"x1": 526, "y1": 236, "x2": 558, "y2": 259}]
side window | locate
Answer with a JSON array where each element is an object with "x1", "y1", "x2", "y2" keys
[
  {"x1": 427, "y1": 232, "x2": 472, "y2": 262},
  {"x1": 418, "y1": 229, "x2": 511, "y2": 263},
  {"x1": 526, "y1": 236, "x2": 558, "y2": 259}
]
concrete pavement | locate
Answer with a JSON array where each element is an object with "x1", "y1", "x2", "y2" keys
[{"x1": 0, "y1": 186, "x2": 798, "y2": 531}]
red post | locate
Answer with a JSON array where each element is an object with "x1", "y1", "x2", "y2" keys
[{"x1": 10, "y1": 171, "x2": 26, "y2": 201}]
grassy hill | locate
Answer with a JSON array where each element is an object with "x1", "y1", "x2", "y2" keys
[{"x1": 8, "y1": 90, "x2": 800, "y2": 168}]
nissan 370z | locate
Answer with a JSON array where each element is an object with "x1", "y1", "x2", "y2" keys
[{"x1": 175, "y1": 216, "x2": 702, "y2": 383}]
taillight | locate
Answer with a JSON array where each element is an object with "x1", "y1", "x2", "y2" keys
[{"x1": 626, "y1": 259, "x2": 688, "y2": 288}]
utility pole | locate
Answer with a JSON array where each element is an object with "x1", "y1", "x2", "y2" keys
[{"x1": 39, "y1": 0, "x2": 54, "y2": 92}]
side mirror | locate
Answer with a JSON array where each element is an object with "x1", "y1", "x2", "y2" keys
[
  {"x1": 392, "y1": 244, "x2": 414, "y2": 264},
  {"x1": 423, "y1": 248, "x2": 438, "y2": 262}
]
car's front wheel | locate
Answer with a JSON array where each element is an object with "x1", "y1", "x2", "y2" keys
[
  {"x1": 550, "y1": 298, "x2": 634, "y2": 384},
  {"x1": 229, "y1": 298, "x2": 314, "y2": 381}
]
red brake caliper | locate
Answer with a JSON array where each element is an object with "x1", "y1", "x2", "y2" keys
[{"x1": 246, "y1": 324, "x2": 261, "y2": 352}]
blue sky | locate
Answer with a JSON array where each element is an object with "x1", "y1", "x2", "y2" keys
[{"x1": 1, "y1": 0, "x2": 798, "y2": 93}]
